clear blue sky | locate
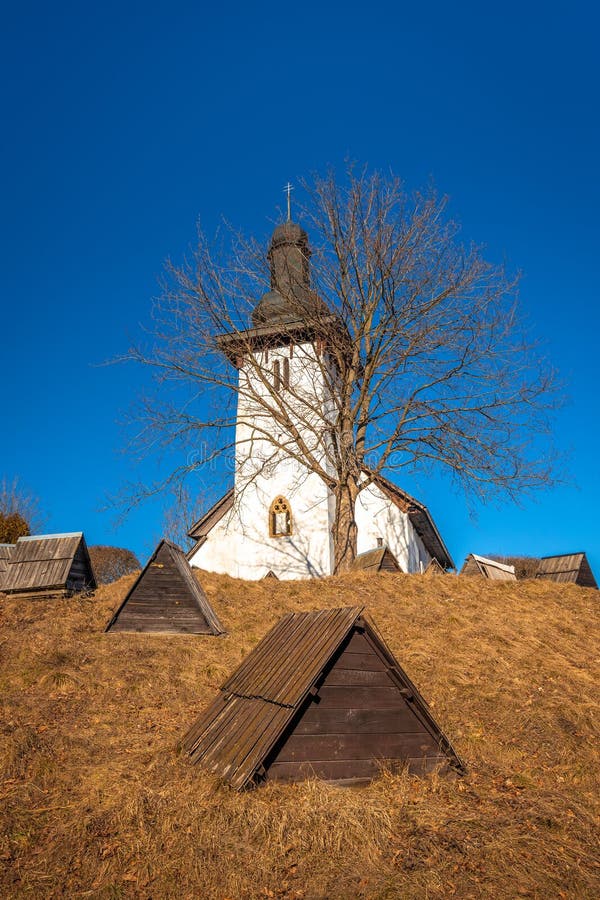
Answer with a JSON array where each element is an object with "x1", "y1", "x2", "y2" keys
[{"x1": 2, "y1": 1, "x2": 599, "y2": 573}]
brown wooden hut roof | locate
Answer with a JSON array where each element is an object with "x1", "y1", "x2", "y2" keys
[
  {"x1": 460, "y1": 553, "x2": 517, "y2": 581},
  {"x1": 182, "y1": 607, "x2": 463, "y2": 789},
  {"x1": 351, "y1": 547, "x2": 402, "y2": 573},
  {"x1": 535, "y1": 553, "x2": 598, "y2": 589},
  {"x1": 2, "y1": 533, "x2": 96, "y2": 597},
  {"x1": 106, "y1": 539, "x2": 225, "y2": 634},
  {"x1": 0, "y1": 543, "x2": 15, "y2": 588}
]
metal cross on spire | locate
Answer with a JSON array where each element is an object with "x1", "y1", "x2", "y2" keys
[{"x1": 284, "y1": 182, "x2": 293, "y2": 221}]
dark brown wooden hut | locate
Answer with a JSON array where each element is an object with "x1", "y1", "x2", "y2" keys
[
  {"x1": 350, "y1": 546, "x2": 402, "y2": 573},
  {"x1": 535, "y1": 553, "x2": 598, "y2": 589},
  {"x1": 460, "y1": 553, "x2": 516, "y2": 581},
  {"x1": 182, "y1": 607, "x2": 463, "y2": 789},
  {"x1": 1, "y1": 533, "x2": 96, "y2": 600},
  {"x1": 0, "y1": 543, "x2": 16, "y2": 590},
  {"x1": 105, "y1": 539, "x2": 225, "y2": 634}
]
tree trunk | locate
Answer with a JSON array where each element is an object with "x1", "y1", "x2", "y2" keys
[{"x1": 332, "y1": 481, "x2": 359, "y2": 574}]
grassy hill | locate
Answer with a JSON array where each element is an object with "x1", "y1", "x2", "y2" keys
[{"x1": 1, "y1": 572, "x2": 598, "y2": 898}]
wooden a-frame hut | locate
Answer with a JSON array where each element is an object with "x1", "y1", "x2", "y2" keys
[
  {"x1": 423, "y1": 557, "x2": 446, "y2": 577},
  {"x1": 105, "y1": 539, "x2": 225, "y2": 634},
  {"x1": 0, "y1": 543, "x2": 16, "y2": 590},
  {"x1": 535, "y1": 552, "x2": 598, "y2": 589},
  {"x1": 460, "y1": 553, "x2": 516, "y2": 582},
  {"x1": 1, "y1": 533, "x2": 96, "y2": 600},
  {"x1": 182, "y1": 607, "x2": 463, "y2": 789},
  {"x1": 350, "y1": 546, "x2": 402, "y2": 573}
]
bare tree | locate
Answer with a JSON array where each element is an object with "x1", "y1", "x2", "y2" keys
[
  {"x1": 122, "y1": 167, "x2": 560, "y2": 572},
  {"x1": 0, "y1": 477, "x2": 42, "y2": 543}
]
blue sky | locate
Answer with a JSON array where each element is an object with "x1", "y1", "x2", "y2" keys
[{"x1": 1, "y1": 1, "x2": 598, "y2": 573}]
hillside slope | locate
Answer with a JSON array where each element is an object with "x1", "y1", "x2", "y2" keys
[{"x1": 1, "y1": 572, "x2": 598, "y2": 898}]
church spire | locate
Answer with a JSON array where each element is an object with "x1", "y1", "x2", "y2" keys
[
  {"x1": 284, "y1": 182, "x2": 293, "y2": 221},
  {"x1": 252, "y1": 207, "x2": 312, "y2": 326}
]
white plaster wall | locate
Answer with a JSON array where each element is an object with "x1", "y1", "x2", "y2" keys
[
  {"x1": 190, "y1": 340, "x2": 337, "y2": 580},
  {"x1": 355, "y1": 482, "x2": 430, "y2": 573},
  {"x1": 190, "y1": 465, "x2": 332, "y2": 579}
]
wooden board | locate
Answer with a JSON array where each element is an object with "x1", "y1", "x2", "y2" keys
[
  {"x1": 263, "y1": 624, "x2": 451, "y2": 783},
  {"x1": 266, "y1": 756, "x2": 445, "y2": 782},
  {"x1": 294, "y1": 706, "x2": 422, "y2": 735}
]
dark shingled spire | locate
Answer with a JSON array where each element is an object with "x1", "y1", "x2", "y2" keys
[{"x1": 252, "y1": 220, "x2": 313, "y2": 326}]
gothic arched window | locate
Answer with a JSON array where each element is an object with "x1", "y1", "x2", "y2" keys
[{"x1": 270, "y1": 496, "x2": 292, "y2": 537}]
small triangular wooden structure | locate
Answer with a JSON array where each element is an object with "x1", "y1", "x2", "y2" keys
[
  {"x1": 183, "y1": 607, "x2": 463, "y2": 789},
  {"x1": 460, "y1": 553, "x2": 516, "y2": 581},
  {"x1": 423, "y1": 558, "x2": 446, "y2": 577},
  {"x1": 351, "y1": 546, "x2": 402, "y2": 573},
  {"x1": 263, "y1": 569, "x2": 279, "y2": 580},
  {"x1": 105, "y1": 539, "x2": 224, "y2": 634}
]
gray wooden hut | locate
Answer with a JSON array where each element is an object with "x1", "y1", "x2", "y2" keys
[
  {"x1": 350, "y1": 546, "x2": 402, "y2": 573},
  {"x1": 460, "y1": 553, "x2": 516, "y2": 581},
  {"x1": 1, "y1": 533, "x2": 96, "y2": 599},
  {"x1": 0, "y1": 543, "x2": 16, "y2": 590},
  {"x1": 105, "y1": 539, "x2": 225, "y2": 634},
  {"x1": 182, "y1": 607, "x2": 463, "y2": 789},
  {"x1": 535, "y1": 553, "x2": 597, "y2": 589}
]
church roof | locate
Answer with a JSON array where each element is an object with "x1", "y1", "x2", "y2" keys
[
  {"x1": 187, "y1": 488, "x2": 234, "y2": 546},
  {"x1": 368, "y1": 472, "x2": 454, "y2": 570}
]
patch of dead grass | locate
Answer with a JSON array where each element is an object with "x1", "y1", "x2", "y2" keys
[{"x1": 0, "y1": 572, "x2": 598, "y2": 898}]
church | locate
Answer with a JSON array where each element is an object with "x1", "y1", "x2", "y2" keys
[{"x1": 188, "y1": 213, "x2": 453, "y2": 580}]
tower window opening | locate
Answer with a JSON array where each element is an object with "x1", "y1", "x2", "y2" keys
[
  {"x1": 273, "y1": 359, "x2": 281, "y2": 391},
  {"x1": 270, "y1": 496, "x2": 292, "y2": 537},
  {"x1": 283, "y1": 356, "x2": 290, "y2": 389}
]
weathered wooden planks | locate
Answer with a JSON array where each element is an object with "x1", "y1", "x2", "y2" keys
[
  {"x1": 183, "y1": 607, "x2": 463, "y2": 789},
  {"x1": 2, "y1": 533, "x2": 96, "y2": 598},
  {"x1": 106, "y1": 540, "x2": 224, "y2": 634}
]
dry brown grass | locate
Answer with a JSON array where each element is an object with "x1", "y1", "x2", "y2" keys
[{"x1": 1, "y1": 571, "x2": 599, "y2": 898}]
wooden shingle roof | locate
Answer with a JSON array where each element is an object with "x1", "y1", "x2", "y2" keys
[
  {"x1": 460, "y1": 554, "x2": 517, "y2": 582},
  {"x1": 535, "y1": 553, "x2": 597, "y2": 588},
  {"x1": 182, "y1": 607, "x2": 463, "y2": 789},
  {"x1": 2, "y1": 533, "x2": 96, "y2": 596}
]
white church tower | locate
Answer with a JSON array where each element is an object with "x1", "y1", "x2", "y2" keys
[{"x1": 188, "y1": 211, "x2": 453, "y2": 579}]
